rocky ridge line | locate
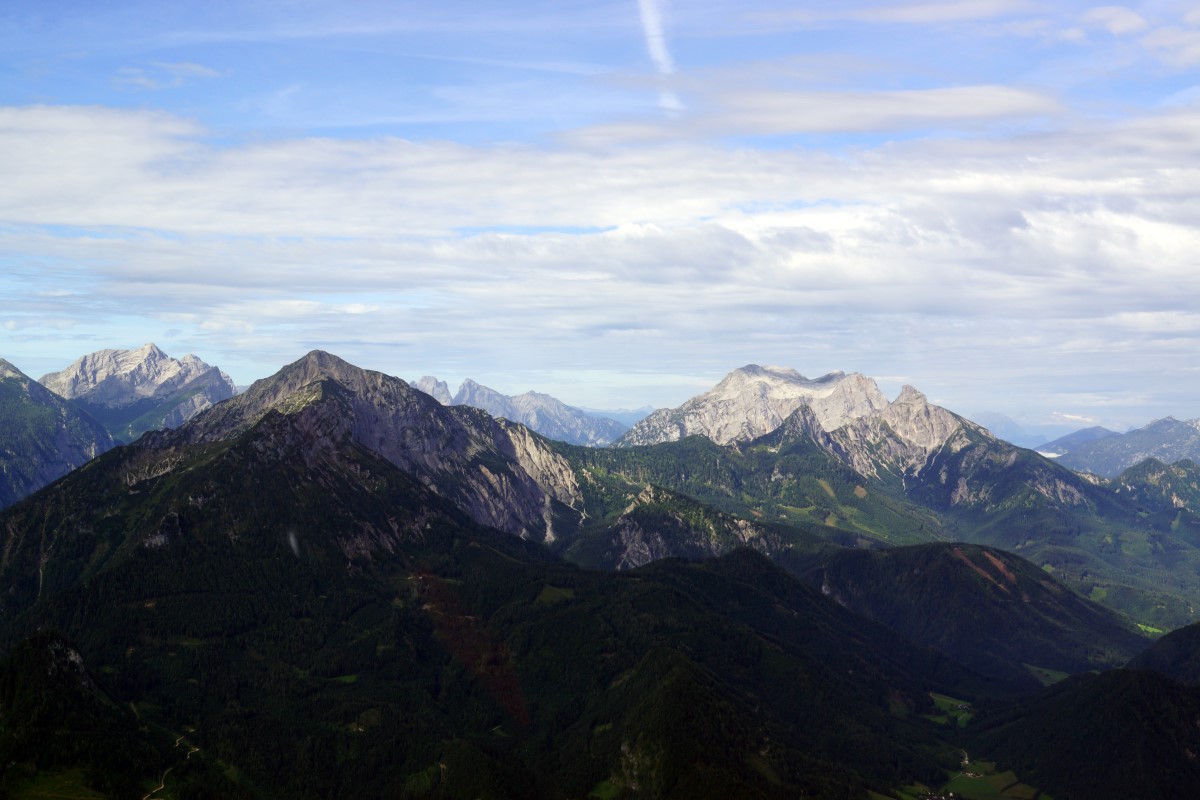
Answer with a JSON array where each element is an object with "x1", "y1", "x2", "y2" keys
[{"x1": 413, "y1": 376, "x2": 627, "y2": 447}]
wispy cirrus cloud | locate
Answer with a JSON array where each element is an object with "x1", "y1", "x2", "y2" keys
[
  {"x1": 1082, "y1": 5, "x2": 1148, "y2": 36},
  {"x1": 114, "y1": 61, "x2": 225, "y2": 91},
  {"x1": 636, "y1": 0, "x2": 683, "y2": 113}
]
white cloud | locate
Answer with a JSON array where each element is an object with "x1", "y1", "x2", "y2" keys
[
  {"x1": 570, "y1": 84, "x2": 1061, "y2": 143},
  {"x1": 636, "y1": 0, "x2": 684, "y2": 113},
  {"x1": 114, "y1": 61, "x2": 224, "y2": 90},
  {"x1": 3, "y1": 101, "x2": 1200, "y2": 418},
  {"x1": 850, "y1": 0, "x2": 1034, "y2": 24},
  {"x1": 1110, "y1": 311, "x2": 1200, "y2": 333},
  {"x1": 763, "y1": 0, "x2": 1034, "y2": 26},
  {"x1": 637, "y1": 0, "x2": 676, "y2": 75},
  {"x1": 1047, "y1": 411, "x2": 1101, "y2": 425},
  {"x1": 1082, "y1": 6, "x2": 1148, "y2": 36},
  {"x1": 1141, "y1": 26, "x2": 1200, "y2": 67},
  {"x1": 709, "y1": 84, "x2": 1061, "y2": 133}
]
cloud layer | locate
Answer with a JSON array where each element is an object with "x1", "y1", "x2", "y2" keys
[{"x1": 3, "y1": 1, "x2": 1200, "y2": 429}]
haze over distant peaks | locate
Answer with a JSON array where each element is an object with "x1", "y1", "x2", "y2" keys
[
  {"x1": 412, "y1": 375, "x2": 627, "y2": 447},
  {"x1": 413, "y1": 376, "x2": 452, "y2": 404},
  {"x1": 1054, "y1": 417, "x2": 1200, "y2": 477},
  {"x1": 1036, "y1": 426, "x2": 1121, "y2": 457},
  {"x1": 574, "y1": 404, "x2": 655, "y2": 427},
  {"x1": 38, "y1": 344, "x2": 237, "y2": 442}
]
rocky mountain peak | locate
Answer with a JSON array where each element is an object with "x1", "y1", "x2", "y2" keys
[
  {"x1": 760, "y1": 402, "x2": 830, "y2": 446},
  {"x1": 413, "y1": 376, "x2": 452, "y2": 404},
  {"x1": 161, "y1": 352, "x2": 584, "y2": 541},
  {"x1": 618, "y1": 364, "x2": 888, "y2": 447},
  {"x1": 181, "y1": 350, "x2": 396, "y2": 440},
  {"x1": 282, "y1": 350, "x2": 368, "y2": 387},
  {"x1": 39, "y1": 343, "x2": 236, "y2": 406},
  {"x1": 893, "y1": 385, "x2": 927, "y2": 405},
  {"x1": 0, "y1": 358, "x2": 23, "y2": 380},
  {"x1": 718, "y1": 364, "x2": 806, "y2": 386},
  {"x1": 453, "y1": 378, "x2": 506, "y2": 408},
  {"x1": 879, "y1": 385, "x2": 966, "y2": 452},
  {"x1": 37, "y1": 344, "x2": 239, "y2": 442},
  {"x1": 412, "y1": 375, "x2": 627, "y2": 447}
]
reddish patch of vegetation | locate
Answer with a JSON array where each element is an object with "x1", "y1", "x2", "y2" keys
[
  {"x1": 952, "y1": 547, "x2": 1010, "y2": 594},
  {"x1": 417, "y1": 572, "x2": 530, "y2": 726},
  {"x1": 981, "y1": 550, "x2": 1018, "y2": 585}
]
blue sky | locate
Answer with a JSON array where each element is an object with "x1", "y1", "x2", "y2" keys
[{"x1": 3, "y1": 1, "x2": 1200, "y2": 434}]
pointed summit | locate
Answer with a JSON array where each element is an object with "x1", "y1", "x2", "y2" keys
[
  {"x1": 0, "y1": 358, "x2": 24, "y2": 380},
  {"x1": 38, "y1": 344, "x2": 237, "y2": 442},
  {"x1": 414, "y1": 375, "x2": 627, "y2": 446},
  {"x1": 161, "y1": 352, "x2": 583, "y2": 540},
  {"x1": 413, "y1": 376, "x2": 452, "y2": 404},
  {"x1": 176, "y1": 350, "x2": 424, "y2": 444},
  {"x1": 878, "y1": 384, "x2": 967, "y2": 452},
  {"x1": 893, "y1": 385, "x2": 927, "y2": 405},
  {"x1": 453, "y1": 377, "x2": 505, "y2": 409}
]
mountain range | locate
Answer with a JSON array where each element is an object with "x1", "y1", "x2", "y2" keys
[
  {"x1": 8, "y1": 348, "x2": 1200, "y2": 796},
  {"x1": 414, "y1": 375, "x2": 628, "y2": 447},
  {"x1": 1034, "y1": 424, "x2": 1119, "y2": 456},
  {"x1": 1051, "y1": 416, "x2": 1200, "y2": 477},
  {"x1": 39, "y1": 343, "x2": 237, "y2": 443},
  {"x1": 579, "y1": 364, "x2": 1200, "y2": 630},
  {"x1": 617, "y1": 365, "x2": 889, "y2": 447},
  {"x1": 0, "y1": 351, "x2": 997, "y2": 798},
  {"x1": 9, "y1": 349, "x2": 1200, "y2": 627}
]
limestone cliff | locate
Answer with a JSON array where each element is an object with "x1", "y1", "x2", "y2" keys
[
  {"x1": 617, "y1": 365, "x2": 888, "y2": 447},
  {"x1": 39, "y1": 344, "x2": 237, "y2": 442}
]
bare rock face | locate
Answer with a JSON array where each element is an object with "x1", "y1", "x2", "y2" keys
[
  {"x1": 622, "y1": 366, "x2": 987, "y2": 482},
  {"x1": 167, "y1": 351, "x2": 584, "y2": 541},
  {"x1": 823, "y1": 416, "x2": 940, "y2": 483},
  {"x1": 413, "y1": 376, "x2": 452, "y2": 404},
  {"x1": 40, "y1": 344, "x2": 234, "y2": 406},
  {"x1": 638, "y1": 365, "x2": 1043, "y2": 508},
  {"x1": 617, "y1": 365, "x2": 889, "y2": 447},
  {"x1": 753, "y1": 380, "x2": 1095, "y2": 519},
  {"x1": 495, "y1": 419, "x2": 583, "y2": 507},
  {"x1": 413, "y1": 376, "x2": 628, "y2": 447},
  {"x1": 603, "y1": 485, "x2": 783, "y2": 570},
  {"x1": 819, "y1": 385, "x2": 983, "y2": 482},
  {"x1": 881, "y1": 386, "x2": 966, "y2": 452},
  {"x1": 39, "y1": 344, "x2": 237, "y2": 441}
]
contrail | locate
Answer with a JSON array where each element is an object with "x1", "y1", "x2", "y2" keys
[{"x1": 637, "y1": 0, "x2": 683, "y2": 113}]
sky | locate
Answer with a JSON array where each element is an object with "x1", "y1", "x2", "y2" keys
[{"x1": 2, "y1": 1, "x2": 1200, "y2": 436}]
